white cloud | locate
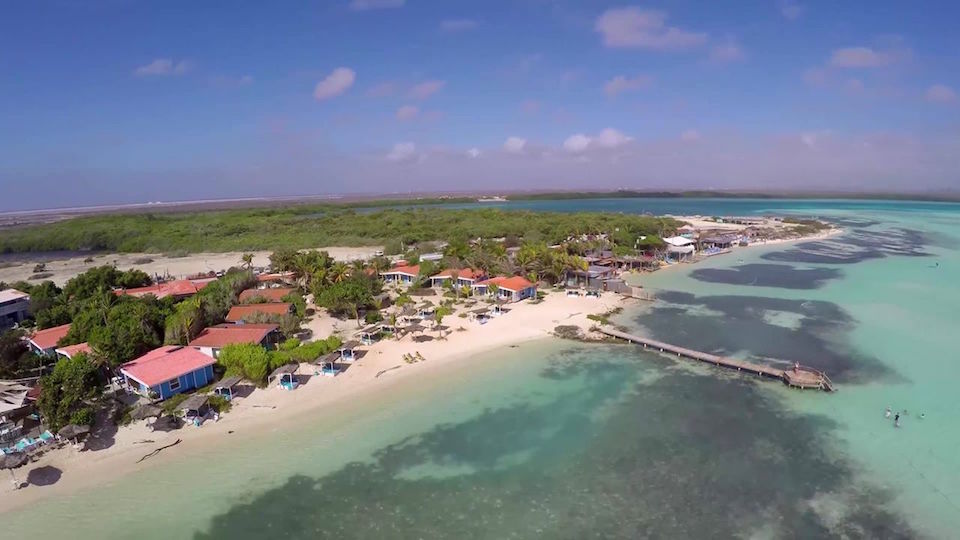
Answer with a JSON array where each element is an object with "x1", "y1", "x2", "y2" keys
[
  {"x1": 440, "y1": 19, "x2": 478, "y2": 32},
  {"x1": 829, "y1": 47, "x2": 895, "y2": 68},
  {"x1": 925, "y1": 84, "x2": 957, "y2": 103},
  {"x1": 349, "y1": 0, "x2": 404, "y2": 11},
  {"x1": 466, "y1": 148, "x2": 481, "y2": 158},
  {"x1": 395, "y1": 105, "x2": 419, "y2": 120},
  {"x1": 134, "y1": 58, "x2": 192, "y2": 77},
  {"x1": 563, "y1": 134, "x2": 592, "y2": 153},
  {"x1": 386, "y1": 142, "x2": 416, "y2": 161},
  {"x1": 313, "y1": 67, "x2": 356, "y2": 100},
  {"x1": 595, "y1": 7, "x2": 707, "y2": 50},
  {"x1": 844, "y1": 78, "x2": 865, "y2": 94},
  {"x1": 604, "y1": 74, "x2": 653, "y2": 97},
  {"x1": 779, "y1": 0, "x2": 803, "y2": 20},
  {"x1": 503, "y1": 137, "x2": 527, "y2": 153},
  {"x1": 681, "y1": 129, "x2": 701, "y2": 141},
  {"x1": 709, "y1": 39, "x2": 745, "y2": 64},
  {"x1": 595, "y1": 128, "x2": 632, "y2": 148},
  {"x1": 800, "y1": 130, "x2": 831, "y2": 149},
  {"x1": 562, "y1": 128, "x2": 633, "y2": 152},
  {"x1": 408, "y1": 79, "x2": 446, "y2": 100}
]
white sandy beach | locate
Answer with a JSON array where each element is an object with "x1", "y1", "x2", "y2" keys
[
  {"x1": 0, "y1": 247, "x2": 383, "y2": 286},
  {"x1": 0, "y1": 291, "x2": 625, "y2": 512}
]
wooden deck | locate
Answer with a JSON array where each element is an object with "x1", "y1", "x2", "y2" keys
[{"x1": 599, "y1": 327, "x2": 835, "y2": 392}]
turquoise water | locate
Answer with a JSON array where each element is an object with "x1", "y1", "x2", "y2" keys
[{"x1": 2, "y1": 199, "x2": 958, "y2": 538}]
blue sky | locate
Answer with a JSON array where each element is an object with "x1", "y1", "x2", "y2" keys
[{"x1": 1, "y1": 0, "x2": 959, "y2": 211}]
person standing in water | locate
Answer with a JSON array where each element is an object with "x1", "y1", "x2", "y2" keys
[
  {"x1": 885, "y1": 407, "x2": 892, "y2": 418},
  {"x1": 894, "y1": 413, "x2": 901, "y2": 427}
]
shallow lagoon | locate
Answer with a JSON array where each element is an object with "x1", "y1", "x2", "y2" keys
[{"x1": 3, "y1": 200, "x2": 958, "y2": 539}]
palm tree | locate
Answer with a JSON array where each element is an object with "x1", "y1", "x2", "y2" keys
[
  {"x1": 389, "y1": 312, "x2": 399, "y2": 339},
  {"x1": 240, "y1": 253, "x2": 254, "y2": 270},
  {"x1": 329, "y1": 262, "x2": 349, "y2": 283},
  {"x1": 488, "y1": 283, "x2": 500, "y2": 302},
  {"x1": 434, "y1": 306, "x2": 452, "y2": 339},
  {"x1": 291, "y1": 252, "x2": 315, "y2": 290}
]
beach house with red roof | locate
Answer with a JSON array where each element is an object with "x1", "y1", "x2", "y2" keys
[
  {"x1": 225, "y1": 303, "x2": 293, "y2": 323},
  {"x1": 472, "y1": 276, "x2": 537, "y2": 303},
  {"x1": 238, "y1": 287, "x2": 296, "y2": 303},
  {"x1": 428, "y1": 268, "x2": 487, "y2": 289},
  {"x1": 116, "y1": 278, "x2": 215, "y2": 300},
  {"x1": 55, "y1": 342, "x2": 92, "y2": 360},
  {"x1": 189, "y1": 323, "x2": 280, "y2": 359},
  {"x1": 0, "y1": 288, "x2": 30, "y2": 329},
  {"x1": 120, "y1": 346, "x2": 216, "y2": 400},
  {"x1": 26, "y1": 323, "x2": 72, "y2": 356},
  {"x1": 380, "y1": 262, "x2": 420, "y2": 284}
]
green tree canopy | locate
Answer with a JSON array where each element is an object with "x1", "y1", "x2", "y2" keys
[
  {"x1": 87, "y1": 296, "x2": 167, "y2": 366},
  {"x1": 37, "y1": 352, "x2": 102, "y2": 431},
  {"x1": 218, "y1": 343, "x2": 271, "y2": 386}
]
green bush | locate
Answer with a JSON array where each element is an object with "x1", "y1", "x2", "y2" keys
[
  {"x1": 69, "y1": 407, "x2": 95, "y2": 426},
  {"x1": 208, "y1": 394, "x2": 232, "y2": 414},
  {"x1": 218, "y1": 343, "x2": 271, "y2": 386},
  {"x1": 364, "y1": 310, "x2": 382, "y2": 324}
]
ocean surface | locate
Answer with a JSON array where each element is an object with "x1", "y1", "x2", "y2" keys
[{"x1": 3, "y1": 199, "x2": 959, "y2": 539}]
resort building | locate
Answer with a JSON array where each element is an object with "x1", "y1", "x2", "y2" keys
[
  {"x1": 225, "y1": 303, "x2": 293, "y2": 323},
  {"x1": 700, "y1": 234, "x2": 739, "y2": 251},
  {"x1": 428, "y1": 268, "x2": 487, "y2": 289},
  {"x1": 26, "y1": 323, "x2": 71, "y2": 356},
  {"x1": 237, "y1": 287, "x2": 296, "y2": 303},
  {"x1": 663, "y1": 236, "x2": 697, "y2": 262},
  {"x1": 256, "y1": 271, "x2": 295, "y2": 285},
  {"x1": 380, "y1": 262, "x2": 420, "y2": 284},
  {"x1": 473, "y1": 276, "x2": 538, "y2": 303},
  {"x1": 115, "y1": 278, "x2": 215, "y2": 300},
  {"x1": 565, "y1": 265, "x2": 617, "y2": 289},
  {"x1": 120, "y1": 346, "x2": 216, "y2": 400},
  {"x1": 55, "y1": 342, "x2": 92, "y2": 360},
  {"x1": 189, "y1": 323, "x2": 280, "y2": 359},
  {"x1": 0, "y1": 289, "x2": 30, "y2": 329}
]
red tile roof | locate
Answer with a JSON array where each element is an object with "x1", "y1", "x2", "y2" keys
[
  {"x1": 430, "y1": 268, "x2": 486, "y2": 281},
  {"x1": 55, "y1": 342, "x2": 92, "y2": 358},
  {"x1": 189, "y1": 325, "x2": 278, "y2": 348},
  {"x1": 225, "y1": 303, "x2": 293, "y2": 322},
  {"x1": 29, "y1": 324, "x2": 71, "y2": 351},
  {"x1": 121, "y1": 346, "x2": 216, "y2": 387},
  {"x1": 476, "y1": 275, "x2": 536, "y2": 292},
  {"x1": 238, "y1": 287, "x2": 296, "y2": 303},
  {"x1": 116, "y1": 279, "x2": 213, "y2": 300},
  {"x1": 381, "y1": 265, "x2": 420, "y2": 277},
  {"x1": 257, "y1": 272, "x2": 295, "y2": 283}
]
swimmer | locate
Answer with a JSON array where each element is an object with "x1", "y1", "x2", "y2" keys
[
  {"x1": 920, "y1": 413, "x2": 926, "y2": 420},
  {"x1": 884, "y1": 407, "x2": 891, "y2": 418},
  {"x1": 894, "y1": 413, "x2": 901, "y2": 427}
]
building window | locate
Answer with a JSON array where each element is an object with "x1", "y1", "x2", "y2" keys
[{"x1": 169, "y1": 378, "x2": 181, "y2": 391}]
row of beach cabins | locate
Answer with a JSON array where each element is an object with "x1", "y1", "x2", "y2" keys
[{"x1": 1, "y1": 262, "x2": 547, "y2": 449}]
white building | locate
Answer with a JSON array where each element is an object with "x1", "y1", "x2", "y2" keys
[{"x1": 0, "y1": 289, "x2": 30, "y2": 329}]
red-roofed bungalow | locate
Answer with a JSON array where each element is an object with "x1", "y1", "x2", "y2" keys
[
  {"x1": 55, "y1": 342, "x2": 92, "y2": 360},
  {"x1": 472, "y1": 276, "x2": 537, "y2": 303},
  {"x1": 237, "y1": 287, "x2": 296, "y2": 303},
  {"x1": 27, "y1": 323, "x2": 72, "y2": 356},
  {"x1": 428, "y1": 268, "x2": 487, "y2": 288},
  {"x1": 120, "y1": 346, "x2": 216, "y2": 400},
  {"x1": 116, "y1": 278, "x2": 214, "y2": 300},
  {"x1": 225, "y1": 303, "x2": 293, "y2": 323},
  {"x1": 189, "y1": 323, "x2": 280, "y2": 359},
  {"x1": 380, "y1": 262, "x2": 420, "y2": 284}
]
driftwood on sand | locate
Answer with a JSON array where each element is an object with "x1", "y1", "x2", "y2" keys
[{"x1": 137, "y1": 439, "x2": 182, "y2": 464}]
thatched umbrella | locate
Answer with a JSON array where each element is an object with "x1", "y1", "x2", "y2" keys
[
  {"x1": 58, "y1": 424, "x2": 91, "y2": 441},
  {"x1": 130, "y1": 404, "x2": 163, "y2": 421},
  {"x1": 0, "y1": 451, "x2": 28, "y2": 490}
]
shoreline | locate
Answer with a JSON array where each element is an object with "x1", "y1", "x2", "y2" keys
[{"x1": 0, "y1": 292, "x2": 626, "y2": 513}]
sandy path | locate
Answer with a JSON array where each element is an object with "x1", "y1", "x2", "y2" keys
[{"x1": 0, "y1": 247, "x2": 383, "y2": 286}]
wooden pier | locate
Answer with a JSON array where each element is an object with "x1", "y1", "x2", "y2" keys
[{"x1": 598, "y1": 327, "x2": 835, "y2": 392}]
